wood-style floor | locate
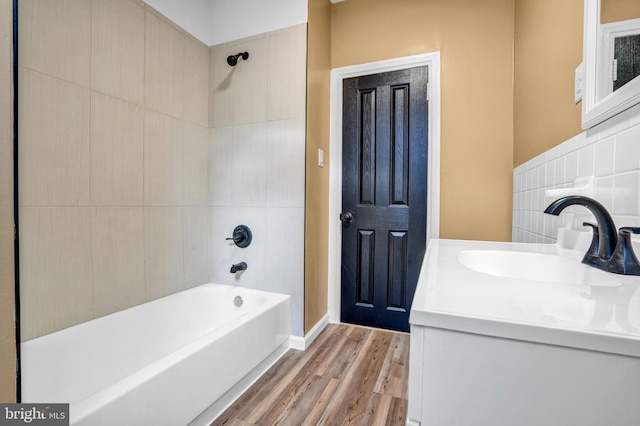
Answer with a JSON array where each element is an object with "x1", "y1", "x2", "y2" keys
[{"x1": 211, "y1": 323, "x2": 410, "y2": 426}]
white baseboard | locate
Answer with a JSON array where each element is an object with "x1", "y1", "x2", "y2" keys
[{"x1": 289, "y1": 313, "x2": 330, "y2": 351}]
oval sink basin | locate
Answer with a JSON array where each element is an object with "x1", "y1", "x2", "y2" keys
[{"x1": 457, "y1": 250, "x2": 623, "y2": 287}]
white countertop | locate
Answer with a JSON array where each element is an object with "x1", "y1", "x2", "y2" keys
[{"x1": 409, "y1": 239, "x2": 640, "y2": 357}]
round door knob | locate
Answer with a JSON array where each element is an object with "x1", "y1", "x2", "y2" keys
[{"x1": 340, "y1": 212, "x2": 354, "y2": 223}]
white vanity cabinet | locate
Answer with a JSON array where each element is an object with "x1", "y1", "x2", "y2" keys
[{"x1": 407, "y1": 239, "x2": 640, "y2": 426}]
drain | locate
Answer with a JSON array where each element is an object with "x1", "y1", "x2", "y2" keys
[{"x1": 234, "y1": 295, "x2": 243, "y2": 308}]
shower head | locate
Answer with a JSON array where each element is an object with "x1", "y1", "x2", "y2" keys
[{"x1": 227, "y1": 52, "x2": 249, "y2": 66}]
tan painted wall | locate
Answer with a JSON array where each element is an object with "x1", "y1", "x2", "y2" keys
[
  {"x1": 601, "y1": 0, "x2": 640, "y2": 24},
  {"x1": 304, "y1": 0, "x2": 516, "y2": 332},
  {"x1": 331, "y1": 0, "x2": 514, "y2": 241},
  {"x1": 513, "y1": 0, "x2": 583, "y2": 167},
  {"x1": 0, "y1": 0, "x2": 16, "y2": 402},
  {"x1": 305, "y1": 0, "x2": 331, "y2": 333}
]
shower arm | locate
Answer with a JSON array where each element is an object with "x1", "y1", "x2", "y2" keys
[{"x1": 227, "y1": 52, "x2": 249, "y2": 66}]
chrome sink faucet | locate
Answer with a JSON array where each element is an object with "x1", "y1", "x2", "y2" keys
[{"x1": 544, "y1": 196, "x2": 640, "y2": 275}]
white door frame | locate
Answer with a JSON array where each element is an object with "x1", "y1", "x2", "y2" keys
[{"x1": 327, "y1": 52, "x2": 441, "y2": 323}]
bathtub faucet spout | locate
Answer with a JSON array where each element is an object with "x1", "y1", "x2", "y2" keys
[{"x1": 230, "y1": 262, "x2": 247, "y2": 273}]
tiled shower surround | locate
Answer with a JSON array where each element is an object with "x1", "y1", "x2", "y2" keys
[
  {"x1": 208, "y1": 25, "x2": 307, "y2": 337},
  {"x1": 513, "y1": 103, "x2": 640, "y2": 244},
  {"x1": 18, "y1": 0, "x2": 306, "y2": 339}
]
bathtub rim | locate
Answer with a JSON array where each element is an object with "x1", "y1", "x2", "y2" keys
[
  {"x1": 21, "y1": 283, "x2": 291, "y2": 424},
  {"x1": 70, "y1": 285, "x2": 290, "y2": 423}
]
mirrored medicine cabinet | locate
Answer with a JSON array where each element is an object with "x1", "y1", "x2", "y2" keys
[{"x1": 583, "y1": 0, "x2": 640, "y2": 128}]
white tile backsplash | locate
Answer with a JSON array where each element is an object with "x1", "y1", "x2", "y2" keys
[
  {"x1": 513, "y1": 103, "x2": 640, "y2": 243},
  {"x1": 613, "y1": 172, "x2": 640, "y2": 216},
  {"x1": 594, "y1": 136, "x2": 616, "y2": 177},
  {"x1": 577, "y1": 144, "x2": 594, "y2": 178},
  {"x1": 614, "y1": 126, "x2": 640, "y2": 173}
]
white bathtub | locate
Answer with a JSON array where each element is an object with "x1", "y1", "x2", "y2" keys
[{"x1": 21, "y1": 284, "x2": 291, "y2": 426}]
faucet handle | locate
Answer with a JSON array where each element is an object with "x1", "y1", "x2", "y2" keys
[
  {"x1": 226, "y1": 225, "x2": 252, "y2": 248},
  {"x1": 618, "y1": 226, "x2": 640, "y2": 236},
  {"x1": 609, "y1": 227, "x2": 640, "y2": 275},
  {"x1": 582, "y1": 222, "x2": 599, "y2": 259}
]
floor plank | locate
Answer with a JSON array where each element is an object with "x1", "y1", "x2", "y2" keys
[{"x1": 211, "y1": 324, "x2": 409, "y2": 426}]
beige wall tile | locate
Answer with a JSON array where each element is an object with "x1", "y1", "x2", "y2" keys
[
  {"x1": 144, "y1": 3, "x2": 184, "y2": 33},
  {"x1": 208, "y1": 206, "x2": 267, "y2": 287},
  {"x1": 0, "y1": 208, "x2": 13, "y2": 266},
  {"x1": 184, "y1": 35, "x2": 209, "y2": 127},
  {"x1": 265, "y1": 207, "x2": 304, "y2": 297},
  {"x1": 144, "y1": 109, "x2": 183, "y2": 206},
  {"x1": 232, "y1": 35, "x2": 268, "y2": 125},
  {"x1": 16, "y1": 0, "x2": 227, "y2": 344},
  {"x1": 91, "y1": 0, "x2": 145, "y2": 104},
  {"x1": 144, "y1": 207, "x2": 184, "y2": 301},
  {"x1": 145, "y1": 9, "x2": 184, "y2": 119},
  {"x1": 0, "y1": 77, "x2": 13, "y2": 206},
  {"x1": 92, "y1": 207, "x2": 145, "y2": 317},
  {"x1": 20, "y1": 207, "x2": 93, "y2": 340},
  {"x1": 0, "y1": 74, "x2": 13, "y2": 346},
  {"x1": 0, "y1": 0, "x2": 15, "y2": 400},
  {"x1": 267, "y1": 24, "x2": 307, "y2": 121},
  {"x1": 91, "y1": 93, "x2": 144, "y2": 206},
  {"x1": 208, "y1": 126, "x2": 233, "y2": 206},
  {"x1": 0, "y1": 203, "x2": 14, "y2": 400},
  {"x1": 0, "y1": 0, "x2": 9, "y2": 42},
  {"x1": 19, "y1": 69, "x2": 91, "y2": 206},
  {"x1": 209, "y1": 42, "x2": 235, "y2": 128},
  {"x1": 232, "y1": 122, "x2": 267, "y2": 206},
  {"x1": 183, "y1": 122, "x2": 209, "y2": 206},
  {"x1": 183, "y1": 206, "x2": 209, "y2": 288},
  {"x1": 266, "y1": 117, "x2": 306, "y2": 208},
  {"x1": 19, "y1": 0, "x2": 90, "y2": 87}
]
